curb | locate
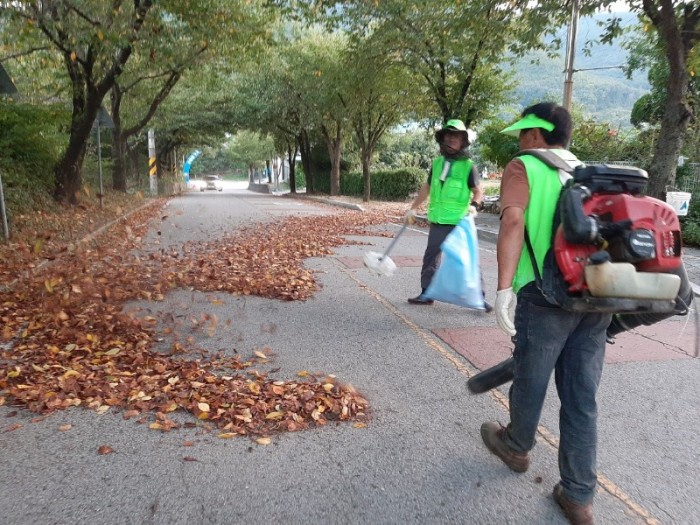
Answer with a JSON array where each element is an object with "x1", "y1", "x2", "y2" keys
[{"x1": 284, "y1": 194, "x2": 365, "y2": 212}]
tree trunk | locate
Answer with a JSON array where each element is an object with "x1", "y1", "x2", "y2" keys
[
  {"x1": 361, "y1": 149, "x2": 371, "y2": 202},
  {"x1": 322, "y1": 122, "x2": 343, "y2": 196},
  {"x1": 287, "y1": 145, "x2": 297, "y2": 194},
  {"x1": 297, "y1": 131, "x2": 314, "y2": 194},
  {"x1": 643, "y1": 2, "x2": 696, "y2": 199},
  {"x1": 109, "y1": 85, "x2": 127, "y2": 191},
  {"x1": 647, "y1": 99, "x2": 689, "y2": 199},
  {"x1": 646, "y1": 60, "x2": 691, "y2": 198},
  {"x1": 111, "y1": 133, "x2": 128, "y2": 192},
  {"x1": 54, "y1": 105, "x2": 99, "y2": 204},
  {"x1": 328, "y1": 140, "x2": 342, "y2": 196}
]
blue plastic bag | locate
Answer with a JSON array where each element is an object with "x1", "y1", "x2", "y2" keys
[{"x1": 424, "y1": 214, "x2": 486, "y2": 309}]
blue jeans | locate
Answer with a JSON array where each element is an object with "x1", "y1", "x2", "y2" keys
[{"x1": 503, "y1": 283, "x2": 610, "y2": 505}]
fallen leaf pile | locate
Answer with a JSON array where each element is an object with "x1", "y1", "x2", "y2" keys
[{"x1": 1, "y1": 195, "x2": 404, "y2": 439}]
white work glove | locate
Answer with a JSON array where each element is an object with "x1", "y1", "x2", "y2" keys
[
  {"x1": 495, "y1": 287, "x2": 517, "y2": 337},
  {"x1": 405, "y1": 208, "x2": 417, "y2": 225},
  {"x1": 468, "y1": 205, "x2": 478, "y2": 218}
]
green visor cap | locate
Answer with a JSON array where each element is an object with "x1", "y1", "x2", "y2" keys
[
  {"x1": 443, "y1": 119, "x2": 467, "y2": 132},
  {"x1": 500, "y1": 113, "x2": 555, "y2": 137}
]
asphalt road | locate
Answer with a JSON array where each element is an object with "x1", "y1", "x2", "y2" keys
[{"x1": 1, "y1": 186, "x2": 698, "y2": 525}]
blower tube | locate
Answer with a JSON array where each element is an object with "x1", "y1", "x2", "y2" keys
[{"x1": 467, "y1": 262, "x2": 694, "y2": 395}]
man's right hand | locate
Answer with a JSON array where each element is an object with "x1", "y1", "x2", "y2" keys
[
  {"x1": 495, "y1": 287, "x2": 517, "y2": 337},
  {"x1": 405, "y1": 209, "x2": 417, "y2": 225}
]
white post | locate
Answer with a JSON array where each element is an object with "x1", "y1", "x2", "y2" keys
[
  {"x1": 562, "y1": 0, "x2": 579, "y2": 111},
  {"x1": 0, "y1": 171, "x2": 9, "y2": 241},
  {"x1": 148, "y1": 129, "x2": 157, "y2": 196},
  {"x1": 97, "y1": 122, "x2": 104, "y2": 207}
]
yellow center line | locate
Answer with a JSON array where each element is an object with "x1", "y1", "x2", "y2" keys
[{"x1": 339, "y1": 262, "x2": 662, "y2": 525}]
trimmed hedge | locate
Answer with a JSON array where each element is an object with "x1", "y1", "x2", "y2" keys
[{"x1": 315, "y1": 168, "x2": 426, "y2": 201}]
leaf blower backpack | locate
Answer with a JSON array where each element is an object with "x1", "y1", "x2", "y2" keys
[{"x1": 467, "y1": 151, "x2": 694, "y2": 394}]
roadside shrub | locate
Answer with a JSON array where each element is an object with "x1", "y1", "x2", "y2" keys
[
  {"x1": 370, "y1": 168, "x2": 426, "y2": 200},
  {"x1": 680, "y1": 194, "x2": 700, "y2": 246},
  {"x1": 327, "y1": 168, "x2": 426, "y2": 201},
  {"x1": 294, "y1": 165, "x2": 306, "y2": 190},
  {"x1": 0, "y1": 100, "x2": 67, "y2": 214}
]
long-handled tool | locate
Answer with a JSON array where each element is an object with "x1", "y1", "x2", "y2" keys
[{"x1": 363, "y1": 221, "x2": 410, "y2": 277}]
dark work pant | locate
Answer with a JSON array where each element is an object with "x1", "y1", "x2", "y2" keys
[
  {"x1": 420, "y1": 223, "x2": 456, "y2": 291},
  {"x1": 503, "y1": 284, "x2": 610, "y2": 505}
]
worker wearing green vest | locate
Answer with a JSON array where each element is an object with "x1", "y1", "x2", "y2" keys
[
  {"x1": 405, "y1": 119, "x2": 485, "y2": 306},
  {"x1": 481, "y1": 102, "x2": 608, "y2": 525}
]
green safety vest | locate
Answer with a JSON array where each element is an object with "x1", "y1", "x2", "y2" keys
[
  {"x1": 512, "y1": 154, "x2": 570, "y2": 293},
  {"x1": 427, "y1": 157, "x2": 473, "y2": 225}
]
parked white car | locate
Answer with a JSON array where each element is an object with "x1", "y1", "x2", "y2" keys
[{"x1": 201, "y1": 175, "x2": 223, "y2": 192}]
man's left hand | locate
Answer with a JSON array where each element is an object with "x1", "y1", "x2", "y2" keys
[{"x1": 495, "y1": 287, "x2": 517, "y2": 337}]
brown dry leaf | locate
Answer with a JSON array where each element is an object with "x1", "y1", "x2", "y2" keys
[
  {"x1": 183, "y1": 456, "x2": 198, "y2": 462},
  {"x1": 5, "y1": 423, "x2": 23, "y2": 432},
  {"x1": 197, "y1": 402, "x2": 210, "y2": 413},
  {"x1": 97, "y1": 445, "x2": 114, "y2": 455},
  {"x1": 353, "y1": 422, "x2": 367, "y2": 429},
  {"x1": 58, "y1": 424, "x2": 72, "y2": 432},
  {"x1": 0, "y1": 204, "x2": 377, "y2": 440},
  {"x1": 217, "y1": 432, "x2": 237, "y2": 439},
  {"x1": 183, "y1": 441, "x2": 194, "y2": 447},
  {"x1": 255, "y1": 437, "x2": 272, "y2": 445}
]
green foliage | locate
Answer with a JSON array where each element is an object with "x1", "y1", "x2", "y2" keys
[
  {"x1": 0, "y1": 100, "x2": 67, "y2": 213},
  {"x1": 569, "y1": 119, "x2": 632, "y2": 162},
  {"x1": 226, "y1": 131, "x2": 276, "y2": 168},
  {"x1": 478, "y1": 119, "x2": 520, "y2": 169},
  {"x1": 680, "y1": 220, "x2": 700, "y2": 247},
  {"x1": 375, "y1": 129, "x2": 436, "y2": 171},
  {"x1": 317, "y1": 168, "x2": 426, "y2": 201},
  {"x1": 680, "y1": 194, "x2": 700, "y2": 246},
  {"x1": 294, "y1": 165, "x2": 306, "y2": 190}
]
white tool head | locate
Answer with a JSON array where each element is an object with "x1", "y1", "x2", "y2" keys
[{"x1": 363, "y1": 251, "x2": 397, "y2": 277}]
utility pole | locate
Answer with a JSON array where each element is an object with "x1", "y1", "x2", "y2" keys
[{"x1": 562, "y1": 0, "x2": 580, "y2": 111}]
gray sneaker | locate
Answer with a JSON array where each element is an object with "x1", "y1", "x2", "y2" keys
[{"x1": 480, "y1": 422, "x2": 530, "y2": 473}]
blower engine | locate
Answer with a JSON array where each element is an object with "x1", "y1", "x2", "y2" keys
[
  {"x1": 467, "y1": 164, "x2": 694, "y2": 394},
  {"x1": 554, "y1": 164, "x2": 684, "y2": 311}
]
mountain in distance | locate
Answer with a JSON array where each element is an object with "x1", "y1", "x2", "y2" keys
[{"x1": 504, "y1": 11, "x2": 649, "y2": 128}]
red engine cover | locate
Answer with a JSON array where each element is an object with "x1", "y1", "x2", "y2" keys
[{"x1": 554, "y1": 193, "x2": 682, "y2": 292}]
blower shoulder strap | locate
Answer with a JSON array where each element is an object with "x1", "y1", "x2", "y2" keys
[
  {"x1": 518, "y1": 148, "x2": 580, "y2": 307},
  {"x1": 517, "y1": 148, "x2": 575, "y2": 172}
]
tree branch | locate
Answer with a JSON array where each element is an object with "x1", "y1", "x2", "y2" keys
[{"x1": 0, "y1": 46, "x2": 52, "y2": 61}]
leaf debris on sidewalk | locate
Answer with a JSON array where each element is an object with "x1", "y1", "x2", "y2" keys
[{"x1": 0, "y1": 200, "x2": 402, "y2": 438}]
